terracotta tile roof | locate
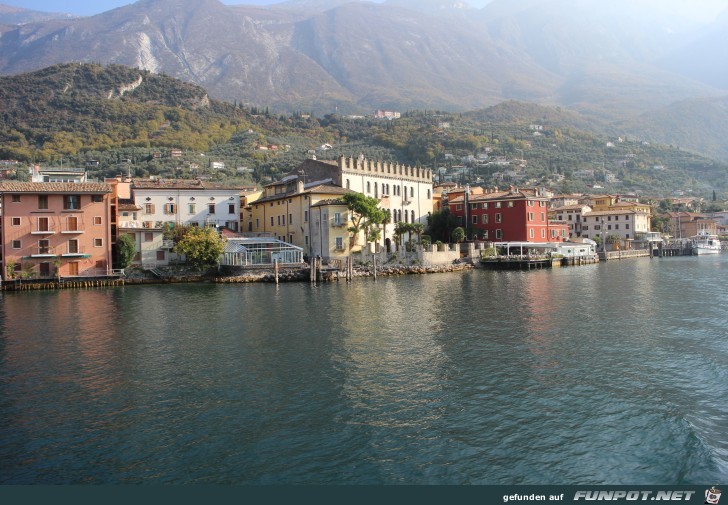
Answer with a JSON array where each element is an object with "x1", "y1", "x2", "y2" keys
[
  {"x1": 132, "y1": 179, "x2": 251, "y2": 191},
  {"x1": 118, "y1": 203, "x2": 142, "y2": 211},
  {"x1": 0, "y1": 182, "x2": 111, "y2": 193}
]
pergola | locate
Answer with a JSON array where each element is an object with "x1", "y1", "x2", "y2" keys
[{"x1": 221, "y1": 238, "x2": 304, "y2": 266}]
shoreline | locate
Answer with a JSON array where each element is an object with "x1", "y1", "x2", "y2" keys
[{"x1": 1, "y1": 262, "x2": 476, "y2": 291}]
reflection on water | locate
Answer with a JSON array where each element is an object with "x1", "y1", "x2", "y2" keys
[{"x1": 0, "y1": 256, "x2": 727, "y2": 484}]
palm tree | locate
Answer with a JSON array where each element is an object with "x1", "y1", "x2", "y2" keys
[{"x1": 412, "y1": 222, "x2": 425, "y2": 246}]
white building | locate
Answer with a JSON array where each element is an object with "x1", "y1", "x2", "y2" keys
[
  {"x1": 131, "y1": 179, "x2": 246, "y2": 232},
  {"x1": 287, "y1": 156, "x2": 434, "y2": 252}
]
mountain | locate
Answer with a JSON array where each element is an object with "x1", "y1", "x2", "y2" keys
[
  {"x1": 0, "y1": 4, "x2": 76, "y2": 24},
  {"x1": 0, "y1": 0, "x2": 728, "y2": 159},
  {"x1": 0, "y1": 62, "x2": 247, "y2": 162}
]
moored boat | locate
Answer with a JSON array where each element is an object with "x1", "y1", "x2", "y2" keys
[{"x1": 691, "y1": 231, "x2": 722, "y2": 255}]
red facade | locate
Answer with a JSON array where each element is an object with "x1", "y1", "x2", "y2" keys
[{"x1": 448, "y1": 190, "x2": 568, "y2": 243}]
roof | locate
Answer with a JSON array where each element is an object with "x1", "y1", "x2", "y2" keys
[
  {"x1": 554, "y1": 204, "x2": 591, "y2": 211},
  {"x1": 118, "y1": 202, "x2": 141, "y2": 211},
  {"x1": 132, "y1": 179, "x2": 251, "y2": 191},
  {"x1": 252, "y1": 184, "x2": 352, "y2": 205},
  {"x1": 448, "y1": 188, "x2": 545, "y2": 204},
  {"x1": 0, "y1": 182, "x2": 111, "y2": 193}
]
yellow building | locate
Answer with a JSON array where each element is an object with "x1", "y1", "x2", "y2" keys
[{"x1": 247, "y1": 177, "x2": 355, "y2": 260}]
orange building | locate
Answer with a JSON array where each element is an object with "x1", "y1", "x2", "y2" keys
[{"x1": 0, "y1": 182, "x2": 113, "y2": 280}]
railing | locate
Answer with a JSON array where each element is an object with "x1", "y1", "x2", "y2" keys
[
  {"x1": 62, "y1": 246, "x2": 87, "y2": 256},
  {"x1": 30, "y1": 246, "x2": 56, "y2": 257}
]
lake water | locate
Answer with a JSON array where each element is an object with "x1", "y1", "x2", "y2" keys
[{"x1": 1, "y1": 255, "x2": 726, "y2": 484}]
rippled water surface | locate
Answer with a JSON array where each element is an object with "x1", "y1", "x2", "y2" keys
[{"x1": 1, "y1": 255, "x2": 726, "y2": 484}]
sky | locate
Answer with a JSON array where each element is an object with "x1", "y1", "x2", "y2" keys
[{"x1": 3, "y1": 0, "x2": 280, "y2": 16}]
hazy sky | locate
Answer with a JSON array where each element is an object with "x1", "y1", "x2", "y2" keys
[{"x1": 4, "y1": 0, "x2": 280, "y2": 16}]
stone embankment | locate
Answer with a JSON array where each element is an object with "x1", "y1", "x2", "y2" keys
[{"x1": 216, "y1": 262, "x2": 474, "y2": 284}]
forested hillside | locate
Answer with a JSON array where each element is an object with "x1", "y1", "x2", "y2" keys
[{"x1": 1, "y1": 64, "x2": 727, "y2": 199}]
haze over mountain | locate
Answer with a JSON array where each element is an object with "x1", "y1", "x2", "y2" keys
[{"x1": 1, "y1": 0, "x2": 728, "y2": 158}]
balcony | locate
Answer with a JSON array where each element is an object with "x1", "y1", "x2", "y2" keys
[
  {"x1": 31, "y1": 229, "x2": 56, "y2": 235},
  {"x1": 62, "y1": 246, "x2": 89, "y2": 258},
  {"x1": 61, "y1": 228, "x2": 85, "y2": 234},
  {"x1": 30, "y1": 246, "x2": 57, "y2": 258}
]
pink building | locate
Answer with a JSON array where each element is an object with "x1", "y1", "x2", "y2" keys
[{"x1": 0, "y1": 182, "x2": 113, "y2": 280}]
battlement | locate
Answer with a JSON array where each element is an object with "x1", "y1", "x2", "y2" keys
[{"x1": 338, "y1": 155, "x2": 432, "y2": 182}]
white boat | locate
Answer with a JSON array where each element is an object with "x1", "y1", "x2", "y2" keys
[{"x1": 691, "y1": 231, "x2": 722, "y2": 255}]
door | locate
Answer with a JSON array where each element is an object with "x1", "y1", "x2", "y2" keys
[{"x1": 68, "y1": 262, "x2": 79, "y2": 276}]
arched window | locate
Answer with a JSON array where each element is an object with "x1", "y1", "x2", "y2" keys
[
  {"x1": 366, "y1": 181, "x2": 371, "y2": 193},
  {"x1": 346, "y1": 179, "x2": 350, "y2": 189},
  {"x1": 374, "y1": 182, "x2": 378, "y2": 198},
  {"x1": 411, "y1": 210, "x2": 415, "y2": 223},
  {"x1": 410, "y1": 187, "x2": 414, "y2": 198},
  {"x1": 427, "y1": 189, "x2": 431, "y2": 199}
]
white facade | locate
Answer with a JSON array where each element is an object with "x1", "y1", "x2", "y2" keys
[
  {"x1": 131, "y1": 180, "x2": 243, "y2": 232},
  {"x1": 580, "y1": 210, "x2": 650, "y2": 242},
  {"x1": 337, "y1": 156, "x2": 433, "y2": 248}
]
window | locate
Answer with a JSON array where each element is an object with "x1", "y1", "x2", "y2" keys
[
  {"x1": 335, "y1": 237, "x2": 344, "y2": 250},
  {"x1": 93, "y1": 216, "x2": 102, "y2": 225},
  {"x1": 427, "y1": 189, "x2": 431, "y2": 199},
  {"x1": 11, "y1": 217, "x2": 20, "y2": 226},
  {"x1": 366, "y1": 181, "x2": 371, "y2": 193},
  {"x1": 482, "y1": 214, "x2": 488, "y2": 224},
  {"x1": 64, "y1": 195, "x2": 81, "y2": 210},
  {"x1": 541, "y1": 229, "x2": 546, "y2": 238},
  {"x1": 568, "y1": 215, "x2": 573, "y2": 221},
  {"x1": 188, "y1": 204, "x2": 196, "y2": 214},
  {"x1": 482, "y1": 230, "x2": 488, "y2": 239},
  {"x1": 528, "y1": 212, "x2": 534, "y2": 221},
  {"x1": 495, "y1": 229, "x2": 502, "y2": 239},
  {"x1": 551, "y1": 230, "x2": 557, "y2": 238},
  {"x1": 229, "y1": 204, "x2": 236, "y2": 214},
  {"x1": 304, "y1": 211, "x2": 309, "y2": 223},
  {"x1": 38, "y1": 195, "x2": 48, "y2": 209},
  {"x1": 615, "y1": 224, "x2": 620, "y2": 230},
  {"x1": 277, "y1": 216, "x2": 281, "y2": 226},
  {"x1": 410, "y1": 187, "x2": 414, "y2": 198},
  {"x1": 583, "y1": 226, "x2": 589, "y2": 231},
  {"x1": 144, "y1": 203, "x2": 155, "y2": 214},
  {"x1": 92, "y1": 195, "x2": 103, "y2": 203},
  {"x1": 334, "y1": 213, "x2": 342, "y2": 226},
  {"x1": 507, "y1": 201, "x2": 514, "y2": 207},
  {"x1": 95, "y1": 260, "x2": 106, "y2": 270},
  {"x1": 472, "y1": 215, "x2": 478, "y2": 224},
  {"x1": 38, "y1": 239, "x2": 50, "y2": 254},
  {"x1": 94, "y1": 238, "x2": 103, "y2": 247},
  {"x1": 495, "y1": 202, "x2": 502, "y2": 208},
  {"x1": 530, "y1": 229, "x2": 535, "y2": 239},
  {"x1": 481, "y1": 203, "x2": 488, "y2": 209},
  {"x1": 12, "y1": 240, "x2": 21, "y2": 249},
  {"x1": 495, "y1": 213, "x2": 502, "y2": 223},
  {"x1": 270, "y1": 217, "x2": 274, "y2": 226},
  {"x1": 540, "y1": 201, "x2": 546, "y2": 207},
  {"x1": 38, "y1": 217, "x2": 50, "y2": 232},
  {"x1": 68, "y1": 240, "x2": 79, "y2": 254},
  {"x1": 289, "y1": 214, "x2": 293, "y2": 224},
  {"x1": 208, "y1": 204, "x2": 215, "y2": 214},
  {"x1": 157, "y1": 250, "x2": 166, "y2": 261},
  {"x1": 144, "y1": 232, "x2": 154, "y2": 242},
  {"x1": 164, "y1": 203, "x2": 177, "y2": 215},
  {"x1": 527, "y1": 201, "x2": 534, "y2": 207},
  {"x1": 626, "y1": 224, "x2": 630, "y2": 229},
  {"x1": 11, "y1": 195, "x2": 21, "y2": 203},
  {"x1": 456, "y1": 205, "x2": 463, "y2": 211}
]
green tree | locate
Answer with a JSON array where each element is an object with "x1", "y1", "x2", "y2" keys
[
  {"x1": 174, "y1": 226, "x2": 226, "y2": 269},
  {"x1": 115, "y1": 233, "x2": 137, "y2": 269},
  {"x1": 426, "y1": 208, "x2": 457, "y2": 243},
  {"x1": 451, "y1": 227, "x2": 465, "y2": 244},
  {"x1": 342, "y1": 192, "x2": 384, "y2": 251}
]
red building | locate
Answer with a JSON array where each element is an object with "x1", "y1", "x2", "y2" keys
[{"x1": 448, "y1": 187, "x2": 569, "y2": 242}]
